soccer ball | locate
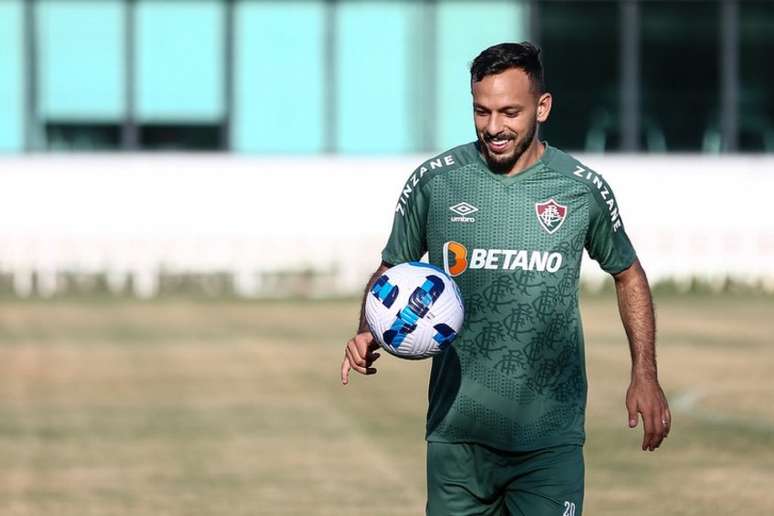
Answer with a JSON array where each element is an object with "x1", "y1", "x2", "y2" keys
[{"x1": 365, "y1": 262, "x2": 464, "y2": 359}]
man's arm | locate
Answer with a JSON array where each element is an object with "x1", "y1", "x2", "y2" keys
[
  {"x1": 613, "y1": 258, "x2": 671, "y2": 451},
  {"x1": 340, "y1": 261, "x2": 391, "y2": 385}
]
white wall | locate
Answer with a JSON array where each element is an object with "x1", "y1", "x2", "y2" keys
[{"x1": 0, "y1": 153, "x2": 772, "y2": 297}]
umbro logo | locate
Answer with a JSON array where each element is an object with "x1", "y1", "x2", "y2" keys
[
  {"x1": 449, "y1": 202, "x2": 478, "y2": 223},
  {"x1": 450, "y1": 202, "x2": 479, "y2": 216}
]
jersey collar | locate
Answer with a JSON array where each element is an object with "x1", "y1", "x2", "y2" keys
[{"x1": 473, "y1": 141, "x2": 554, "y2": 186}]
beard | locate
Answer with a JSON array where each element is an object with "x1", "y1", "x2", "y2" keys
[{"x1": 478, "y1": 119, "x2": 538, "y2": 175}]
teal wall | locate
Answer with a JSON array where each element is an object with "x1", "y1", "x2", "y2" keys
[
  {"x1": 136, "y1": 0, "x2": 224, "y2": 121},
  {"x1": 38, "y1": 0, "x2": 124, "y2": 120},
  {"x1": 0, "y1": 0, "x2": 24, "y2": 151},
  {"x1": 234, "y1": 1, "x2": 325, "y2": 153},
  {"x1": 436, "y1": 1, "x2": 528, "y2": 150},
  {"x1": 0, "y1": 0, "x2": 530, "y2": 154}
]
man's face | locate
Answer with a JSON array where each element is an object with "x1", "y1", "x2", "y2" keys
[{"x1": 472, "y1": 67, "x2": 550, "y2": 174}]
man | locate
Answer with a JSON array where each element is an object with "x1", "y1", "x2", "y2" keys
[{"x1": 340, "y1": 42, "x2": 670, "y2": 516}]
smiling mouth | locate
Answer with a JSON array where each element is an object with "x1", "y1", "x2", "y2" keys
[{"x1": 485, "y1": 136, "x2": 514, "y2": 154}]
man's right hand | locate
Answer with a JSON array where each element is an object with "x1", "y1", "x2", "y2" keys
[{"x1": 341, "y1": 332, "x2": 381, "y2": 385}]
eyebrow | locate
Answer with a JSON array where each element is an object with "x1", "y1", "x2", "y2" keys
[{"x1": 473, "y1": 103, "x2": 524, "y2": 111}]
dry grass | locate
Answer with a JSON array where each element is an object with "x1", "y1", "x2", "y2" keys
[{"x1": 0, "y1": 294, "x2": 772, "y2": 515}]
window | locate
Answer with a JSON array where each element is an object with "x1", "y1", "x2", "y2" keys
[
  {"x1": 539, "y1": 1, "x2": 619, "y2": 152},
  {"x1": 739, "y1": 0, "x2": 774, "y2": 152},
  {"x1": 641, "y1": 1, "x2": 720, "y2": 152},
  {"x1": 37, "y1": 0, "x2": 124, "y2": 150},
  {"x1": 139, "y1": 123, "x2": 221, "y2": 151},
  {"x1": 45, "y1": 122, "x2": 120, "y2": 151}
]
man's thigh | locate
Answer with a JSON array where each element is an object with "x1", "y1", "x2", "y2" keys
[
  {"x1": 426, "y1": 442, "x2": 505, "y2": 516},
  {"x1": 503, "y1": 445, "x2": 585, "y2": 516}
]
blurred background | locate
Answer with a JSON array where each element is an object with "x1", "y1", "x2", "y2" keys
[
  {"x1": 0, "y1": 1, "x2": 772, "y2": 515},
  {"x1": 1, "y1": 0, "x2": 773, "y2": 154},
  {"x1": 0, "y1": 0, "x2": 772, "y2": 298}
]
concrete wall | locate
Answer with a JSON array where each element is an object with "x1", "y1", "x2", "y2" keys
[{"x1": 0, "y1": 154, "x2": 772, "y2": 297}]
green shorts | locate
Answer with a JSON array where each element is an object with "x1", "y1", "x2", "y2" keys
[{"x1": 426, "y1": 441, "x2": 584, "y2": 516}]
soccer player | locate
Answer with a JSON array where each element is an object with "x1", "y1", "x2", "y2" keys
[{"x1": 340, "y1": 42, "x2": 670, "y2": 516}]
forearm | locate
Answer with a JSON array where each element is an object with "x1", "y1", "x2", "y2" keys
[
  {"x1": 614, "y1": 260, "x2": 657, "y2": 380},
  {"x1": 357, "y1": 262, "x2": 391, "y2": 334}
]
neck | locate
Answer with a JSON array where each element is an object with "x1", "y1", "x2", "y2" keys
[{"x1": 506, "y1": 138, "x2": 545, "y2": 176}]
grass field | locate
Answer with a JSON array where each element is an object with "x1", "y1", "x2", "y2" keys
[{"x1": 0, "y1": 293, "x2": 772, "y2": 515}]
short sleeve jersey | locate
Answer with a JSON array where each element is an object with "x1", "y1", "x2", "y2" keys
[{"x1": 382, "y1": 142, "x2": 636, "y2": 452}]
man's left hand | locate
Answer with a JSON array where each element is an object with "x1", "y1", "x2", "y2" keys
[{"x1": 626, "y1": 376, "x2": 671, "y2": 451}]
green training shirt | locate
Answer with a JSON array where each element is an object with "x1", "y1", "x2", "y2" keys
[{"x1": 381, "y1": 142, "x2": 636, "y2": 452}]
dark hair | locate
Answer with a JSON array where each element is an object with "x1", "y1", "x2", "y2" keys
[{"x1": 470, "y1": 42, "x2": 545, "y2": 94}]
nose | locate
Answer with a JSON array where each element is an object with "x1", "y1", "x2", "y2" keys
[{"x1": 486, "y1": 113, "x2": 504, "y2": 136}]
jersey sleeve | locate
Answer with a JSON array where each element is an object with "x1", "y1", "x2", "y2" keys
[
  {"x1": 585, "y1": 177, "x2": 637, "y2": 275},
  {"x1": 381, "y1": 170, "x2": 429, "y2": 265}
]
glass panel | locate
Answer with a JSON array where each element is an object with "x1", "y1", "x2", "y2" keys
[
  {"x1": 37, "y1": 0, "x2": 124, "y2": 120},
  {"x1": 45, "y1": 123, "x2": 121, "y2": 151},
  {"x1": 0, "y1": 0, "x2": 24, "y2": 151},
  {"x1": 436, "y1": 1, "x2": 528, "y2": 151},
  {"x1": 336, "y1": 1, "x2": 420, "y2": 153},
  {"x1": 739, "y1": 0, "x2": 774, "y2": 152},
  {"x1": 539, "y1": 1, "x2": 619, "y2": 152},
  {"x1": 136, "y1": 0, "x2": 224, "y2": 121},
  {"x1": 641, "y1": 1, "x2": 720, "y2": 152},
  {"x1": 140, "y1": 124, "x2": 221, "y2": 151},
  {"x1": 234, "y1": 1, "x2": 324, "y2": 154}
]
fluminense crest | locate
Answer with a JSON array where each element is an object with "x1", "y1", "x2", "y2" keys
[{"x1": 535, "y1": 198, "x2": 568, "y2": 234}]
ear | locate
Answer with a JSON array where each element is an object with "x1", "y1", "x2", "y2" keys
[{"x1": 536, "y1": 92, "x2": 552, "y2": 123}]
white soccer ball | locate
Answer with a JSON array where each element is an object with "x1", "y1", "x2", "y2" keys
[{"x1": 365, "y1": 262, "x2": 464, "y2": 359}]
